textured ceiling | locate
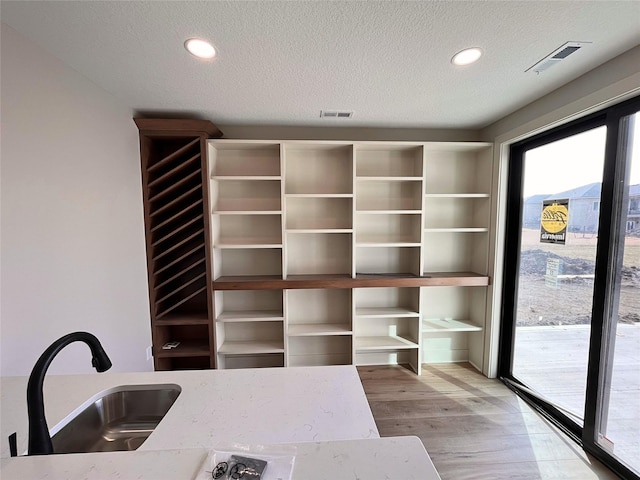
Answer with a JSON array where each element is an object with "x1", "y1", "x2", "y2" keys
[{"x1": 2, "y1": 1, "x2": 639, "y2": 129}]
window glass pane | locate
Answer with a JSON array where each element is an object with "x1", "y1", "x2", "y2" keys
[
  {"x1": 513, "y1": 126, "x2": 606, "y2": 423},
  {"x1": 597, "y1": 112, "x2": 640, "y2": 474}
]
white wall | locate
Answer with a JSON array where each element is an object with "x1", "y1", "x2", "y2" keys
[{"x1": 0, "y1": 24, "x2": 153, "y2": 375}]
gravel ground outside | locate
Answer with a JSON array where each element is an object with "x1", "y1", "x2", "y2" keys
[{"x1": 515, "y1": 229, "x2": 639, "y2": 326}]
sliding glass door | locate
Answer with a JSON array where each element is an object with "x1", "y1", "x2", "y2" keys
[
  {"x1": 500, "y1": 97, "x2": 639, "y2": 479},
  {"x1": 512, "y1": 126, "x2": 606, "y2": 424}
]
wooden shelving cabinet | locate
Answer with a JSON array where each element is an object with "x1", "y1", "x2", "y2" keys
[
  {"x1": 207, "y1": 140, "x2": 493, "y2": 374},
  {"x1": 136, "y1": 118, "x2": 223, "y2": 370}
]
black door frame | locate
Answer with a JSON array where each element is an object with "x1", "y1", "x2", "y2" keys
[{"x1": 498, "y1": 95, "x2": 640, "y2": 480}]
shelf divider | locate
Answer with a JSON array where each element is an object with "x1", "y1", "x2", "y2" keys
[
  {"x1": 355, "y1": 307, "x2": 420, "y2": 318},
  {"x1": 148, "y1": 153, "x2": 201, "y2": 188},
  {"x1": 150, "y1": 184, "x2": 202, "y2": 218},
  {"x1": 288, "y1": 324, "x2": 352, "y2": 336},
  {"x1": 156, "y1": 285, "x2": 207, "y2": 319},
  {"x1": 150, "y1": 199, "x2": 203, "y2": 233},
  {"x1": 149, "y1": 169, "x2": 201, "y2": 203},
  {"x1": 147, "y1": 138, "x2": 200, "y2": 174},
  {"x1": 152, "y1": 228, "x2": 204, "y2": 261},
  {"x1": 154, "y1": 258, "x2": 206, "y2": 290},
  {"x1": 356, "y1": 176, "x2": 423, "y2": 182},
  {"x1": 154, "y1": 312, "x2": 210, "y2": 326},
  {"x1": 355, "y1": 335, "x2": 419, "y2": 351},
  {"x1": 423, "y1": 227, "x2": 488, "y2": 233},
  {"x1": 217, "y1": 310, "x2": 285, "y2": 322},
  {"x1": 154, "y1": 242, "x2": 204, "y2": 276},
  {"x1": 152, "y1": 214, "x2": 204, "y2": 247},
  {"x1": 212, "y1": 175, "x2": 282, "y2": 181},
  {"x1": 218, "y1": 341, "x2": 285, "y2": 355},
  {"x1": 424, "y1": 193, "x2": 490, "y2": 198}
]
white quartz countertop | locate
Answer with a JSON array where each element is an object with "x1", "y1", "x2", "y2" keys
[
  {"x1": 1, "y1": 366, "x2": 379, "y2": 458},
  {"x1": 0, "y1": 437, "x2": 441, "y2": 480},
  {"x1": 0, "y1": 365, "x2": 441, "y2": 479}
]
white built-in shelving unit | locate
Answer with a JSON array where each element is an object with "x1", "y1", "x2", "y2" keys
[{"x1": 208, "y1": 140, "x2": 493, "y2": 373}]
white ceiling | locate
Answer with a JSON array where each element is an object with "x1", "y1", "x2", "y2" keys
[{"x1": 2, "y1": 1, "x2": 639, "y2": 129}]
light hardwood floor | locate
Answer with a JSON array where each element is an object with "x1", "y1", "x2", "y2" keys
[{"x1": 357, "y1": 363, "x2": 619, "y2": 480}]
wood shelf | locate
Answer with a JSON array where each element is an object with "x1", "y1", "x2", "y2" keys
[
  {"x1": 152, "y1": 214, "x2": 204, "y2": 247},
  {"x1": 155, "y1": 340, "x2": 210, "y2": 358},
  {"x1": 217, "y1": 310, "x2": 284, "y2": 322},
  {"x1": 355, "y1": 307, "x2": 419, "y2": 318},
  {"x1": 149, "y1": 169, "x2": 201, "y2": 203},
  {"x1": 215, "y1": 238, "x2": 282, "y2": 249},
  {"x1": 154, "y1": 258, "x2": 205, "y2": 290},
  {"x1": 147, "y1": 138, "x2": 200, "y2": 174},
  {"x1": 148, "y1": 153, "x2": 201, "y2": 188},
  {"x1": 155, "y1": 272, "x2": 206, "y2": 304},
  {"x1": 356, "y1": 176, "x2": 423, "y2": 182},
  {"x1": 156, "y1": 283, "x2": 207, "y2": 319},
  {"x1": 424, "y1": 193, "x2": 490, "y2": 198},
  {"x1": 150, "y1": 199, "x2": 203, "y2": 232},
  {"x1": 218, "y1": 341, "x2": 285, "y2": 355},
  {"x1": 422, "y1": 318, "x2": 483, "y2": 332},
  {"x1": 212, "y1": 272, "x2": 489, "y2": 290},
  {"x1": 152, "y1": 228, "x2": 204, "y2": 261},
  {"x1": 355, "y1": 335, "x2": 419, "y2": 351},
  {"x1": 154, "y1": 312, "x2": 210, "y2": 326},
  {"x1": 155, "y1": 242, "x2": 204, "y2": 276},
  {"x1": 150, "y1": 184, "x2": 202, "y2": 218},
  {"x1": 285, "y1": 193, "x2": 353, "y2": 198},
  {"x1": 423, "y1": 227, "x2": 488, "y2": 233},
  {"x1": 356, "y1": 240, "x2": 421, "y2": 247},
  {"x1": 214, "y1": 201, "x2": 281, "y2": 213},
  {"x1": 288, "y1": 324, "x2": 352, "y2": 336},
  {"x1": 212, "y1": 175, "x2": 281, "y2": 181},
  {"x1": 214, "y1": 210, "x2": 282, "y2": 216},
  {"x1": 356, "y1": 210, "x2": 421, "y2": 215},
  {"x1": 287, "y1": 229, "x2": 353, "y2": 234}
]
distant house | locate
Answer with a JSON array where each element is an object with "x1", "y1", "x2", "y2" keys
[
  {"x1": 523, "y1": 194, "x2": 551, "y2": 229},
  {"x1": 546, "y1": 182, "x2": 602, "y2": 234},
  {"x1": 525, "y1": 182, "x2": 640, "y2": 234}
]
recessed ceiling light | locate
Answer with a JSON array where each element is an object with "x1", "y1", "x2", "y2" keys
[
  {"x1": 184, "y1": 38, "x2": 216, "y2": 59},
  {"x1": 451, "y1": 47, "x2": 483, "y2": 66}
]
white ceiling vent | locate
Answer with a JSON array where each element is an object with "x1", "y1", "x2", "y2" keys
[
  {"x1": 525, "y1": 41, "x2": 591, "y2": 74},
  {"x1": 320, "y1": 110, "x2": 354, "y2": 119}
]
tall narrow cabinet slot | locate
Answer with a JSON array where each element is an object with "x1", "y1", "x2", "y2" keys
[{"x1": 136, "y1": 118, "x2": 222, "y2": 370}]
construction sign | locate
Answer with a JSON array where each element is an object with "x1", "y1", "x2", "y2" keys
[{"x1": 540, "y1": 199, "x2": 569, "y2": 244}]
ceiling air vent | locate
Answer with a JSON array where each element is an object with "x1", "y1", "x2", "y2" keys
[
  {"x1": 320, "y1": 110, "x2": 354, "y2": 119},
  {"x1": 525, "y1": 41, "x2": 591, "y2": 74}
]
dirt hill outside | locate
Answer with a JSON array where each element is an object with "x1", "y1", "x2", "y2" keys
[{"x1": 515, "y1": 229, "x2": 639, "y2": 326}]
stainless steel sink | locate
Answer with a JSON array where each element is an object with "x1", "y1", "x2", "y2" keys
[{"x1": 50, "y1": 384, "x2": 181, "y2": 454}]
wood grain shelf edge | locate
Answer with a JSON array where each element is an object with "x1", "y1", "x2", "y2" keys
[{"x1": 212, "y1": 272, "x2": 490, "y2": 290}]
